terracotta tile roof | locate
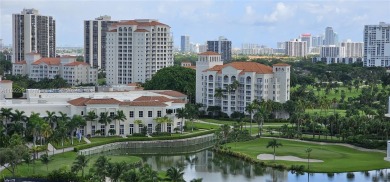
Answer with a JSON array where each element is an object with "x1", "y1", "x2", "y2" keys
[
  {"x1": 67, "y1": 97, "x2": 90, "y2": 106},
  {"x1": 108, "y1": 29, "x2": 117, "y2": 32},
  {"x1": 64, "y1": 62, "x2": 90, "y2": 66},
  {"x1": 198, "y1": 51, "x2": 220, "y2": 56},
  {"x1": 25, "y1": 52, "x2": 40, "y2": 55},
  {"x1": 184, "y1": 66, "x2": 196, "y2": 70},
  {"x1": 61, "y1": 55, "x2": 78, "y2": 58},
  {"x1": 133, "y1": 96, "x2": 172, "y2": 102},
  {"x1": 14, "y1": 61, "x2": 26, "y2": 64},
  {"x1": 205, "y1": 62, "x2": 273, "y2": 74},
  {"x1": 121, "y1": 101, "x2": 167, "y2": 107},
  {"x1": 85, "y1": 98, "x2": 122, "y2": 105},
  {"x1": 273, "y1": 63, "x2": 291, "y2": 66},
  {"x1": 112, "y1": 20, "x2": 170, "y2": 27},
  {"x1": 134, "y1": 29, "x2": 149, "y2": 32},
  {"x1": 154, "y1": 90, "x2": 187, "y2": 97},
  {"x1": 172, "y1": 99, "x2": 186, "y2": 103},
  {"x1": 68, "y1": 97, "x2": 122, "y2": 106},
  {"x1": 32, "y1": 58, "x2": 61, "y2": 65},
  {"x1": 0, "y1": 80, "x2": 13, "y2": 83}
]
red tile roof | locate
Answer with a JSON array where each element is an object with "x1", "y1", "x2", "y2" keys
[
  {"x1": 273, "y1": 63, "x2": 291, "y2": 66},
  {"x1": 205, "y1": 62, "x2": 273, "y2": 74},
  {"x1": 184, "y1": 66, "x2": 196, "y2": 70},
  {"x1": 32, "y1": 58, "x2": 61, "y2": 65},
  {"x1": 113, "y1": 20, "x2": 169, "y2": 27},
  {"x1": 64, "y1": 62, "x2": 90, "y2": 66},
  {"x1": 133, "y1": 96, "x2": 172, "y2": 102},
  {"x1": 154, "y1": 90, "x2": 187, "y2": 97},
  {"x1": 61, "y1": 55, "x2": 78, "y2": 58},
  {"x1": 108, "y1": 29, "x2": 117, "y2": 32},
  {"x1": 85, "y1": 98, "x2": 122, "y2": 105},
  {"x1": 134, "y1": 29, "x2": 149, "y2": 32},
  {"x1": 25, "y1": 52, "x2": 40, "y2": 55},
  {"x1": 14, "y1": 61, "x2": 26, "y2": 64},
  {"x1": 121, "y1": 101, "x2": 167, "y2": 107},
  {"x1": 198, "y1": 51, "x2": 220, "y2": 56},
  {"x1": 0, "y1": 80, "x2": 13, "y2": 83},
  {"x1": 68, "y1": 98, "x2": 122, "y2": 106}
]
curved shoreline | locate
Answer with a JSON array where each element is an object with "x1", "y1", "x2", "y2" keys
[{"x1": 257, "y1": 154, "x2": 324, "y2": 162}]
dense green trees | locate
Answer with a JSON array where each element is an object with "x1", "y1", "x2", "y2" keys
[{"x1": 143, "y1": 66, "x2": 196, "y2": 103}]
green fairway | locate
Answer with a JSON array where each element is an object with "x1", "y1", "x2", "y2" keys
[
  {"x1": 293, "y1": 85, "x2": 364, "y2": 100},
  {"x1": 0, "y1": 152, "x2": 141, "y2": 177},
  {"x1": 305, "y1": 108, "x2": 347, "y2": 116},
  {"x1": 225, "y1": 138, "x2": 390, "y2": 173}
]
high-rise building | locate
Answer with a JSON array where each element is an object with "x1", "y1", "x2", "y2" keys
[
  {"x1": 199, "y1": 44, "x2": 208, "y2": 53},
  {"x1": 320, "y1": 45, "x2": 345, "y2": 58},
  {"x1": 196, "y1": 52, "x2": 290, "y2": 117},
  {"x1": 364, "y1": 22, "x2": 390, "y2": 67},
  {"x1": 106, "y1": 19, "x2": 174, "y2": 84},
  {"x1": 277, "y1": 42, "x2": 286, "y2": 49},
  {"x1": 341, "y1": 40, "x2": 364, "y2": 58},
  {"x1": 285, "y1": 39, "x2": 307, "y2": 57},
  {"x1": 12, "y1": 8, "x2": 56, "y2": 63},
  {"x1": 0, "y1": 39, "x2": 3, "y2": 50},
  {"x1": 207, "y1": 36, "x2": 232, "y2": 62},
  {"x1": 300, "y1": 34, "x2": 312, "y2": 53},
  {"x1": 84, "y1": 15, "x2": 118, "y2": 69},
  {"x1": 311, "y1": 35, "x2": 324, "y2": 48},
  {"x1": 180, "y1": 35, "x2": 190, "y2": 52},
  {"x1": 324, "y1": 27, "x2": 335, "y2": 45}
]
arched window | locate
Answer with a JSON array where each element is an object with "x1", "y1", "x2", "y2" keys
[
  {"x1": 208, "y1": 75, "x2": 214, "y2": 81},
  {"x1": 231, "y1": 76, "x2": 236, "y2": 82},
  {"x1": 119, "y1": 27, "x2": 122, "y2": 31},
  {"x1": 246, "y1": 76, "x2": 251, "y2": 84},
  {"x1": 224, "y1": 75, "x2": 229, "y2": 83}
]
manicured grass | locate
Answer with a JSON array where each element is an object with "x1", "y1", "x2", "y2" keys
[
  {"x1": 225, "y1": 138, "x2": 390, "y2": 172},
  {"x1": 0, "y1": 152, "x2": 141, "y2": 177},
  {"x1": 191, "y1": 122, "x2": 218, "y2": 130},
  {"x1": 305, "y1": 108, "x2": 347, "y2": 117},
  {"x1": 89, "y1": 136, "x2": 122, "y2": 143},
  {"x1": 52, "y1": 139, "x2": 87, "y2": 149},
  {"x1": 293, "y1": 85, "x2": 365, "y2": 101},
  {"x1": 202, "y1": 118, "x2": 237, "y2": 125}
]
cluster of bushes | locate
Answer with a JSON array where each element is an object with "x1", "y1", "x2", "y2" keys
[
  {"x1": 74, "y1": 130, "x2": 215, "y2": 152},
  {"x1": 150, "y1": 132, "x2": 171, "y2": 137}
]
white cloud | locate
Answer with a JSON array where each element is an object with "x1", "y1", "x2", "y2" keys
[
  {"x1": 246, "y1": 6, "x2": 254, "y2": 15},
  {"x1": 263, "y1": 2, "x2": 295, "y2": 23}
]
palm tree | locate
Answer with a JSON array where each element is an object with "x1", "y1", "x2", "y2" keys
[
  {"x1": 41, "y1": 123, "x2": 52, "y2": 154},
  {"x1": 266, "y1": 139, "x2": 283, "y2": 162},
  {"x1": 84, "y1": 110, "x2": 98, "y2": 136},
  {"x1": 55, "y1": 120, "x2": 68, "y2": 152},
  {"x1": 93, "y1": 156, "x2": 110, "y2": 181},
  {"x1": 134, "y1": 119, "x2": 143, "y2": 134},
  {"x1": 185, "y1": 103, "x2": 200, "y2": 132},
  {"x1": 68, "y1": 115, "x2": 86, "y2": 144},
  {"x1": 98, "y1": 112, "x2": 112, "y2": 137},
  {"x1": 165, "y1": 167, "x2": 185, "y2": 182},
  {"x1": 114, "y1": 110, "x2": 127, "y2": 135},
  {"x1": 214, "y1": 88, "x2": 224, "y2": 106},
  {"x1": 44, "y1": 111, "x2": 57, "y2": 129},
  {"x1": 1, "y1": 107, "x2": 13, "y2": 132},
  {"x1": 27, "y1": 112, "x2": 45, "y2": 147},
  {"x1": 71, "y1": 155, "x2": 90, "y2": 177},
  {"x1": 40, "y1": 154, "x2": 50, "y2": 171},
  {"x1": 108, "y1": 161, "x2": 129, "y2": 182},
  {"x1": 245, "y1": 101, "x2": 257, "y2": 136},
  {"x1": 305, "y1": 148, "x2": 313, "y2": 171},
  {"x1": 175, "y1": 108, "x2": 186, "y2": 133},
  {"x1": 10, "y1": 110, "x2": 27, "y2": 135}
]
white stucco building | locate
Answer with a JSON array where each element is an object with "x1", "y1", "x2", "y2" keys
[
  {"x1": 12, "y1": 53, "x2": 97, "y2": 85},
  {"x1": 364, "y1": 22, "x2": 390, "y2": 67},
  {"x1": 106, "y1": 19, "x2": 174, "y2": 85},
  {"x1": 0, "y1": 76, "x2": 13, "y2": 99},
  {"x1": 285, "y1": 39, "x2": 307, "y2": 57},
  {"x1": 0, "y1": 89, "x2": 187, "y2": 136},
  {"x1": 196, "y1": 51, "x2": 290, "y2": 116}
]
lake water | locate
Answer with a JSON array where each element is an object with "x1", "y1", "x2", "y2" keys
[{"x1": 100, "y1": 143, "x2": 390, "y2": 182}]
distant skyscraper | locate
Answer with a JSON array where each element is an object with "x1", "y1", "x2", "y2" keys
[
  {"x1": 311, "y1": 35, "x2": 324, "y2": 47},
  {"x1": 0, "y1": 39, "x2": 3, "y2": 50},
  {"x1": 277, "y1": 42, "x2": 286, "y2": 49},
  {"x1": 285, "y1": 39, "x2": 307, "y2": 57},
  {"x1": 300, "y1": 34, "x2": 311, "y2": 53},
  {"x1": 84, "y1": 15, "x2": 118, "y2": 69},
  {"x1": 106, "y1": 19, "x2": 174, "y2": 84},
  {"x1": 340, "y1": 40, "x2": 363, "y2": 58},
  {"x1": 199, "y1": 44, "x2": 208, "y2": 53},
  {"x1": 181, "y1": 35, "x2": 190, "y2": 52},
  {"x1": 12, "y1": 8, "x2": 55, "y2": 63},
  {"x1": 207, "y1": 36, "x2": 232, "y2": 62},
  {"x1": 320, "y1": 45, "x2": 345, "y2": 58},
  {"x1": 334, "y1": 32, "x2": 339, "y2": 46},
  {"x1": 364, "y1": 22, "x2": 390, "y2": 67},
  {"x1": 324, "y1": 27, "x2": 335, "y2": 45}
]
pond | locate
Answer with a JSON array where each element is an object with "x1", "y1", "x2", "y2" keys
[{"x1": 99, "y1": 145, "x2": 390, "y2": 182}]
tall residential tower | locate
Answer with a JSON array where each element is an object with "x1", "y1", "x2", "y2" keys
[
  {"x1": 364, "y1": 22, "x2": 390, "y2": 67},
  {"x1": 84, "y1": 15, "x2": 118, "y2": 69},
  {"x1": 106, "y1": 19, "x2": 174, "y2": 84},
  {"x1": 207, "y1": 36, "x2": 232, "y2": 62},
  {"x1": 180, "y1": 35, "x2": 190, "y2": 52},
  {"x1": 12, "y1": 8, "x2": 55, "y2": 63}
]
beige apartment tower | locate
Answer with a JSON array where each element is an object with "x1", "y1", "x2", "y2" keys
[{"x1": 12, "y1": 9, "x2": 55, "y2": 63}]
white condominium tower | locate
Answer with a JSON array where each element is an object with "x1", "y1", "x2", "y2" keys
[
  {"x1": 106, "y1": 19, "x2": 173, "y2": 84},
  {"x1": 84, "y1": 15, "x2": 118, "y2": 69},
  {"x1": 12, "y1": 8, "x2": 55, "y2": 63},
  {"x1": 364, "y1": 22, "x2": 390, "y2": 67},
  {"x1": 285, "y1": 39, "x2": 307, "y2": 57}
]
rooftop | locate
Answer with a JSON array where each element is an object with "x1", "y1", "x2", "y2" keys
[
  {"x1": 205, "y1": 62, "x2": 273, "y2": 74},
  {"x1": 198, "y1": 51, "x2": 220, "y2": 56}
]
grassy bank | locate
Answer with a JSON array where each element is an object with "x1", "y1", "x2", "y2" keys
[
  {"x1": 0, "y1": 152, "x2": 141, "y2": 177},
  {"x1": 224, "y1": 138, "x2": 390, "y2": 173}
]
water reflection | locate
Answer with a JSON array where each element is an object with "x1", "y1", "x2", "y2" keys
[{"x1": 99, "y1": 148, "x2": 390, "y2": 182}]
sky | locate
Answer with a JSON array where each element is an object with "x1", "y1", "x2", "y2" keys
[{"x1": 1, "y1": 0, "x2": 389, "y2": 48}]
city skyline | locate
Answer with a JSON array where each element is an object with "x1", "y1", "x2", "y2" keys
[{"x1": 1, "y1": 0, "x2": 389, "y2": 48}]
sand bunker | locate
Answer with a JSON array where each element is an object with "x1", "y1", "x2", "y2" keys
[{"x1": 257, "y1": 154, "x2": 323, "y2": 162}]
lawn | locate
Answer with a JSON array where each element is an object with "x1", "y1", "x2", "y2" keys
[
  {"x1": 191, "y1": 122, "x2": 218, "y2": 130},
  {"x1": 225, "y1": 138, "x2": 390, "y2": 173},
  {"x1": 305, "y1": 108, "x2": 347, "y2": 117},
  {"x1": 293, "y1": 85, "x2": 364, "y2": 101},
  {"x1": 52, "y1": 139, "x2": 87, "y2": 149},
  {"x1": 0, "y1": 152, "x2": 141, "y2": 177},
  {"x1": 89, "y1": 136, "x2": 122, "y2": 143}
]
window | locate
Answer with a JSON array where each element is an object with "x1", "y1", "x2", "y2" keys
[
  {"x1": 167, "y1": 123, "x2": 172, "y2": 133},
  {"x1": 157, "y1": 111, "x2": 162, "y2": 117},
  {"x1": 129, "y1": 124, "x2": 134, "y2": 134},
  {"x1": 81, "y1": 111, "x2": 84, "y2": 115},
  {"x1": 119, "y1": 125, "x2": 124, "y2": 135},
  {"x1": 139, "y1": 124, "x2": 143, "y2": 133},
  {"x1": 92, "y1": 125, "x2": 96, "y2": 136},
  {"x1": 110, "y1": 125, "x2": 115, "y2": 129},
  {"x1": 147, "y1": 124, "x2": 153, "y2": 134},
  {"x1": 110, "y1": 112, "x2": 115, "y2": 117},
  {"x1": 139, "y1": 111, "x2": 143, "y2": 117},
  {"x1": 100, "y1": 125, "x2": 105, "y2": 136},
  {"x1": 129, "y1": 111, "x2": 134, "y2": 118},
  {"x1": 148, "y1": 111, "x2": 153, "y2": 117}
]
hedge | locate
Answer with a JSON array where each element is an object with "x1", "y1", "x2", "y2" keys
[{"x1": 74, "y1": 130, "x2": 216, "y2": 152}]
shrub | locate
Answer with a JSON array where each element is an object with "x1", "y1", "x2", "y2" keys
[
  {"x1": 131, "y1": 133, "x2": 146, "y2": 137},
  {"x1": 151, "y1": 132, "x2": 171, "y2": 137},
  {"x1": 346, "y1": 172, "x2": 355, "y2": 179}
]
